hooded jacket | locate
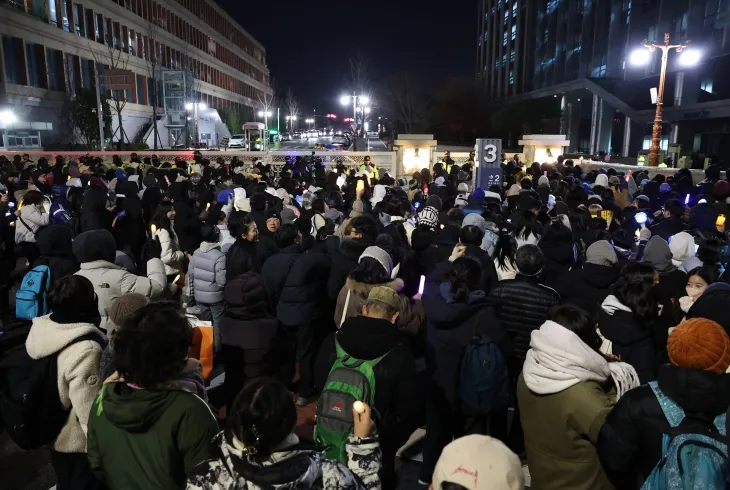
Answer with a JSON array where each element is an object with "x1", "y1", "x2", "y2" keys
[
  {"x1": 334, "y1": 278, "x2": 424, "y2": 337},
  {"x1": 190, "y1": 241, "x2": 226, "y2": 304},
  {"x1": 80, "y1": 185, "x2": 111, "y2": 234},
  {"x1": 326, "y1": 237, "x2": 374, "y2": 300},
  {"x1": 15, "y1": 203, "x2": 49, "y2": 244},
  {"x1": 489, "y1": 275, "x2": 560, "y2": 365},
  {"x1": 186, "y1": 432, "x2": 380, "y2": 490},
  {"x1": 220, "y1": 273, "x2": 283, "y2": 410},
  {"x1": 34, "y1": 224, "x2": 80, "y2": 282},
  {"x1": 597, "y1": 295, "x2": 659, "y2": 383},
  {"x1": 641, "y1": 235, "x2": 688, "y2": 312},
  {"x1": 49, "y1": 183, "x2": 71, "y2": 225},
  {"x1": 87, "y1": 382, "x2": 220, "y2": 490},
  {"x1": 598, "y1": 364, "x2": 730, "y2": 489},
  {"x1": 424, "y1": 261, "x2": 512, "y2": 404},
  {"x1": 169, "y1": 182, "x2": 203, "y2": 254},
  {"x1": 538, "y1": 236, "x2": 578, "y2": 290},
  {"x1": 648, "y1": 217, "x2": 686, "y2": 241},
  {"x1": 25, "y1": 315, "x2": 105, "y2": 453},
  {"x1": 73, "y1": 230, "x2": 166, "y2": 332},
  {"x1": 668, "y1": 231, "x2": 696, "y2": 267}
]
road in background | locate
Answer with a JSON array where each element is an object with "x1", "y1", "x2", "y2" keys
[{"x1": 279, "y1": 135, "x2": 389, "y2": 152}]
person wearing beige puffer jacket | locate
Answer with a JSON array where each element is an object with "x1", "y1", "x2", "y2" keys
[{"x1": 25, "y1": 275, "x2": 106, "y2": 490}]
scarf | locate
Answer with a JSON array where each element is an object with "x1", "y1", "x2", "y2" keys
[{"x1": 523, "y1": 320, "x2": 639, "y2": 399}]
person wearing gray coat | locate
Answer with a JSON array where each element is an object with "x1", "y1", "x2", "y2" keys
[{"x1": 190, "y1": 224, "x2": 226, "y2": 352}]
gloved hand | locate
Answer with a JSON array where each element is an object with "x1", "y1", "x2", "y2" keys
[{"x1": 639, "y1": 227, "x2": 651, "y2": 242}]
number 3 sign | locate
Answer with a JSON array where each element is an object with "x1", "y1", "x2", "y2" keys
[{"x1": 475, "y1": 138, "x2": 503, "y2": 190}]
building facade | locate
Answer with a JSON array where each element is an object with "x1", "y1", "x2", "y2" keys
[
  {"x1": 477, "y1": 0, "x2": 730, "y2": 164},
  {"x1": 0, "y1": 0, "x2": 272, "y2": 149}
]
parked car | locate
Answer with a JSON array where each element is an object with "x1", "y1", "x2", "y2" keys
[
  {"x1": 228, "y1": 134, "x2": 245, "y2": 148},
  {"x1": 280, "y1": 132, "x2": 291, "y2": 141},
  {"x1": 293, "y1": 131, "x2": 303, "y2": 139}
]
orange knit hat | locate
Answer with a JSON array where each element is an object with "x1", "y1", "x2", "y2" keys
[{"x1": 668, "y1": 318, "x2": 730, "y2": 374}]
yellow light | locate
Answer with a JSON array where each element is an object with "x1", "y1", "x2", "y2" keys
[{"x1": 403, "y1": 147, "x2": 430, "y2": 175}]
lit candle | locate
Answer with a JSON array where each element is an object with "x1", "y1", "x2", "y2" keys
[
  {"x1": 151, "y1": 224, "x2": 157, "y2": 235},
  {"x1": 206, "y1": 202, "x2": 211, "y2": 210},
  {"x1": 353, "y1": 401, "x2": 366, "y2": 414}
]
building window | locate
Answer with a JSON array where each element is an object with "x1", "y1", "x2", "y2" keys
[
  {"x1": 511, "y1": 24, "x2": 517, "y2": 40},
  {"x1": 49, "y1": 0, "x2": 58, "y2": 26},
  {"x1": 74, "y1": 3, "x2": 83, "y2": 36},
  {"x1": 503, "y1": 31, "x2": 508, "y2": 46},
  {"x1": 672, "y1": 12, "x2": 688, "y2": 38},
  {"x1": 136, "y1": 74, "x2": 146, "y2": 104},
  {"x1": 648, "y1": 25, "x2": 657, "y2": 42},
  {"x1": 503, "y1": 53, "x2": 507, "y2": 65},
  {"x1": 509, "y1": 70, "x2": 514, "y2": 84},
  {"x1": 495, "y1": 59, "x2": 500, "y2": 68},
  {"x1": 510, "y1": 50, "x2": 516, "y2": 62},
  {"x1": 2, "y1": 36, "x2": 25, "y2": 85},
  {"x1": 95, "y1": 14, "x2": 103, "y2": 43},
  {"x1": 25, "y1": 42, "x2": 46, "y2": 88},
  {"x1": 46, "y1": 47, "x2": 64, "y2": 91},
  {"x1": 80, "y1": 58, "x2": 93, "y2": 89},
  {"x1": 61, "y1": 1, "x2": 70, "y2": 32},
  {"x1": 85, "y1": 9, "x2": 94, "y2": 40},
  {"x1": 701, "y1": 78, "x2": 714, "y2": 93},
  {"x1": 484, "y1": 31, "x2": 489, "y2": 41},
  {"x1": 512, "y1": 1, "x2": 518, "y2": 16},
  {"x1": 148, "y1": 78, "x2": 156, "y2": 106},
  {"x1": 504, "y1": 10, "x2": 509, "y2": 24}
]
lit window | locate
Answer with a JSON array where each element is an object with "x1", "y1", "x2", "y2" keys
[
  {"x1": 512, "y1": 24, "x2": 517, "y2": 40},
  {"x1": 509, "y1": 70, "x2": 514, "y2": 84},
  {"x1": 513, "y1": 1, "x2": 518, "y2": 16},
  {"x1": 503, "y1": 31, "x2": 508, "y2": 46},
  {"x1": 503, "y1": 54, "x2": 507, "y2": 65},
  {"x1": 510, "y1": 50, "x2": 516, "y2": 62},
  {"x1": 701, "y1": 78, "x2": 714, "y2": 93}
]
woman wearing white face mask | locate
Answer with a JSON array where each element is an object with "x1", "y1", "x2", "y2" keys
[{"x1": 678, "y1": 265, "x2": 719, "y2": 313}]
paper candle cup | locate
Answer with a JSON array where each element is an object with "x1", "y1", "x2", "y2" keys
[{"x1": 353, "y1": 401, "x2": 366, "y2": 414}]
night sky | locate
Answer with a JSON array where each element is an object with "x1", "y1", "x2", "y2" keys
[{"x1": 217, "y1": 0, "x2": 475, "y2": 116}]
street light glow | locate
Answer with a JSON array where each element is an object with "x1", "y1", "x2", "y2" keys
[
  {"x1": 360, "y1": 96, "x2": 370, "y2": 105},
  {"x1": 340, "y1": 95, "x2": 351, "y2": 106},
  {"x1": 185, "y1": 102, "x2": 193, "y2": 110},
  {"x1": 630, "y1": 48, "x2": 651, "y2": 66},
  {"x1": 364, "y1": 107, "x2": 371, "y2": 114},
  {"x1": 0, "y1": 110, "x2": 17, "y2": 124},
  {"x1": 198, "y1": 102, "x2": 207, "y2": 111},
  {"x1": 678, "y1": 49, "x2": 701, "y2": 66}
]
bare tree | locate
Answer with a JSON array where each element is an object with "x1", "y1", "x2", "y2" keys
[
  {"x1": 89, "y1": 36, "x2": 132, "y2": 150},
  {"x1": 346, "y1": 51, "x2": 371, "y2": 99},
  {"x1": 256, "y1": 80, "x2": 276, "y2": 131},
  {"x1": 285, "y1": 88, "x2": 299, "y2": 132},
  {"x1": 144, "y1": 14, "x2": 163, "y2": 149},
  {"x1": 381, "y1": 72, "x2": 431, "y2": 134}
]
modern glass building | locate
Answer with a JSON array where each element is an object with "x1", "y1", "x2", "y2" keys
[{"x1": 477, "y1": 0, "x2": 730, "y2": 164}]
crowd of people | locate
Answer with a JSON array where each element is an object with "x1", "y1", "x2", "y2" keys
[{"x1": 1, "y1": 150, "x2": 730, "y2": 490}]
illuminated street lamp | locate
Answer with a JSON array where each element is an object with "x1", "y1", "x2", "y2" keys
[
  {"x1": 0, "y1": 109, "x2": 16, "y2": 148},
  {"x1": 285, "y1": 115, "x2": 298, "y2": 131},
  {"x1": 258, "y1": 110, "x2": 273, "y2": 140},
  {"x1": 340, "y1": 92, "x2": 371, "y2": 150},
  {"x1": 185, "y1": 102, "x2": 207, "y2": 147},
  {"x1": 630, "y1": 33, "x2": 698, "y2": 166}
]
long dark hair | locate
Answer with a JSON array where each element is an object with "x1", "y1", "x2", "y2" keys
[
  {"x1": 550, "y1": 304, "x2": 602, "y2": 353},
  {"x1": 613, "y1": 263, "x2": 658, "y2": 323},
  {"x1": 446, "y1": 256, "x2": 483, "y2": 302},
  {"x1": 495, "y1": 229, "x2": 518, "y2": 270},
  {"x1": 514, "y1": 210, "x2": 540, "y2": 241},
  {"x1": 150, "y1": 201, "x2": 175, "y2": 233},
  {"x1": 349, "y1": 257, "x2": 390, "y2": 284}
]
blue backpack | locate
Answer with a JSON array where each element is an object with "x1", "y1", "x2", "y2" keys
[
  {"x1": 459, "y1": 332, "x2": 511, "y2": 414},
  {"x1": 15, "y1": 266, "x2": 52, "y2": 321},
  {"x1": 641, "y1": 381, "x2": 729, "y2": 490}
]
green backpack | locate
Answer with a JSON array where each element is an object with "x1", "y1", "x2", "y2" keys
[{"x1": 314, "y1": 339, "x2": 392, "y2": 462}]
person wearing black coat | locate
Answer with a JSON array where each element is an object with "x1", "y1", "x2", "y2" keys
[
  {"x1": 641, "y1": 235, "x2": 688, "y2": 323},
  {"x1": 555, "y1": 240, "x2": 620, "y2": 319},
  {"x1": 34, "y1": 225, "x2": 80, "y2": 283},
  {"x1": 538, "y1": 217, "x2": 579, "y2": 290},
  {"x1": 225, "y1": 212, "x2": 260, "y2": 282},
  {"x1": 80, "y1": 183, "x2": 111, "y2": 233},
  {"x1": 597, "y1": 319, "x2": 730, "y2": 490},
  {"x1": 489, "y1": 244, "x2": 561, "y2": 365},
  {"x1": 326, "y1": 217, "x2": 376, "y2": 300},
  {"x1": 260, "y1": 224, "x2": 332, "y2": 405},
  {"x1": 314, "y1": 291, "x2": 422, "y2": 487},
  {"x1": 168, "y1": 181, "x2": 203, "y2": 255},
  {"x1": 648, "y1": 198, "x2": 686, "y2": 241},
  {"x1": 460, "y1": 225, "x2": 498, "y2": 294},
  {"x1": 419, "y1": 254, "x2": 514, "y2": 485},
  {"x1": 113, "y1": 181, "x2": 146, "y2": 265},
  {"x1": 220, "y1": 272, "x2": 286, "y2": 411},
  {"x1": 597, "y1": 263, "x2": 666, "y2": 383},
  {"x1": 401, "y1": 225, "x2": 442, "y2": 298}
]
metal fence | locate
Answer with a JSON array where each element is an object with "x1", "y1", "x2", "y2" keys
[{"x1": 0, "y1": 150, "x2": 398, "y2": 176}]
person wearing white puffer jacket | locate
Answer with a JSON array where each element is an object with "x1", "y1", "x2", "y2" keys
[
  {"x1": 150, "y1": 201, "x2": 185, "y2": 278},
  {"x1": 73, "y1": 229, "x2": 166, "y2": 333}
]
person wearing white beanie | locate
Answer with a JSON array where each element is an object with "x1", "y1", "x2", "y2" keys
[
  {"x1": 518, "y1": 305, "x2": 638, "y2": 490},
  {"x1": 668, "y1": 231, "x2": 696, "y2": 267}
]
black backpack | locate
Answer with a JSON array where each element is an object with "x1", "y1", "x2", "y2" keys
[{"x1": 0, "y1": 323, "x2": 105, "y2": 450}]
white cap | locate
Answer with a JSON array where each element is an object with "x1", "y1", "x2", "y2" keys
[{"x1": 432, "y1": 435, "x2": 524, "y2": 490}]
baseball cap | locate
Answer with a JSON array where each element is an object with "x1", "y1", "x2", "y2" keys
[
  {"x1": 367, "y1": 286, "x2": 400, "y2": 310},
  {"x1": 432, "y1": 435, "x2": 524, "y2": 490}
]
